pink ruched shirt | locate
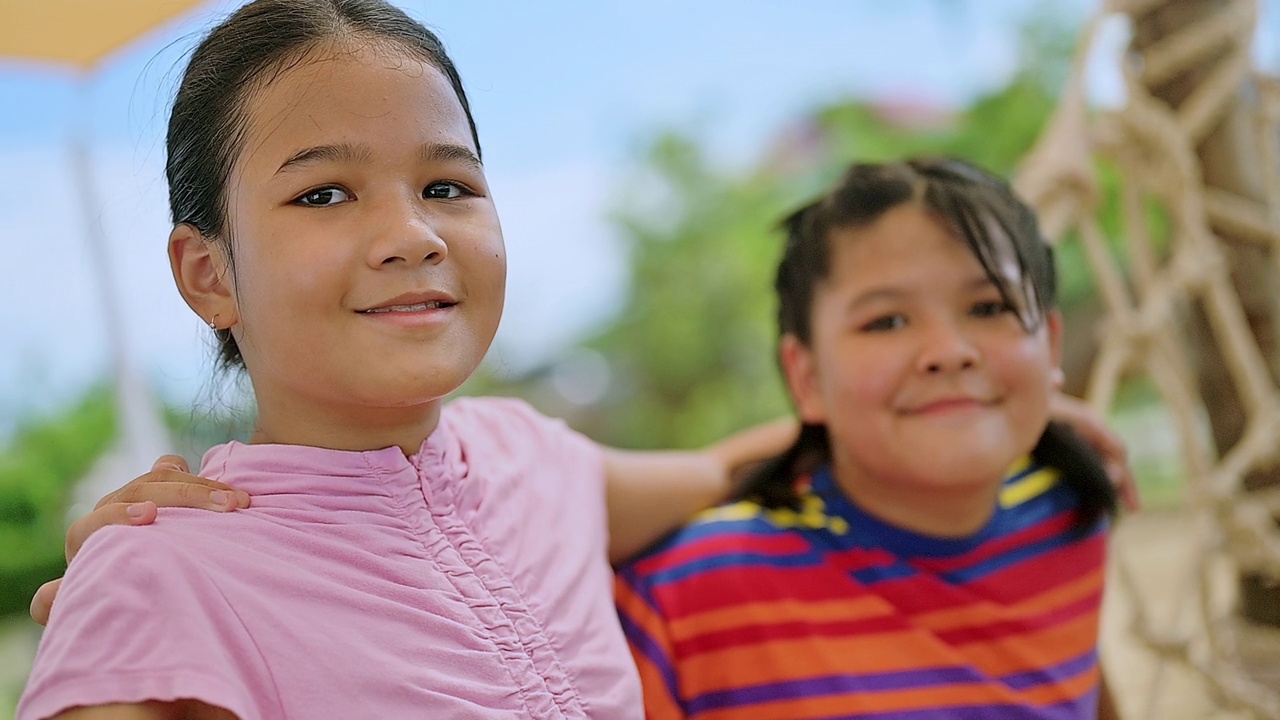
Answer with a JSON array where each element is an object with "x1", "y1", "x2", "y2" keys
[{"x1": 19, "y1": 397, "x2": 642, "y2": 719}]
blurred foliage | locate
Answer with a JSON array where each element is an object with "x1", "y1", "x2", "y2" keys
[{"x1": 0, "y1": 389, "x2": 115, "y2": 619}]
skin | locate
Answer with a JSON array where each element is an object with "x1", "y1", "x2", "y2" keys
[{"x1": 782, "y1": 203, "x2": 1065, "y2": 537}]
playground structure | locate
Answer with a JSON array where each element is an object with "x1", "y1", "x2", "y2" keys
[{"x1": 1015, "y1": 0, "x2": 1280, "y2": 716}]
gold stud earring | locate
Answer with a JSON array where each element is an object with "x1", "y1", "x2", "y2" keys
[{"x1": 208, "y1": 314, "x2": 219, "y2": 330}]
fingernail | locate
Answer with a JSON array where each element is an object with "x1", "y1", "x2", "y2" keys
[
  {"x1": 210, "y1": 490, "x2": 231, "y2": 507},
  {"x1": 126, "y1": 504, "x2": 147, "y2": 520}
]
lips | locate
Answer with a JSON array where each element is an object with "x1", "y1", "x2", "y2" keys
[
  {"x1": 356, "y1": 291, "x2": 457, "y2": 314},
  {"x1": 904, "y1": 396, "x2": 991, "y2": 415}
]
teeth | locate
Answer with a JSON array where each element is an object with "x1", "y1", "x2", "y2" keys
[{"x1": 364, "y1": 302, "x2": 445, "y2": 313}]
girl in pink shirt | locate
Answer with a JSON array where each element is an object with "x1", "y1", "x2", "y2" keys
[{"x1": 18, "y1": 1, "x2": 787, "y2": 718}]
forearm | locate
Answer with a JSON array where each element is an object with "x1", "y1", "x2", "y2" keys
[
  {"x1": 51, "y1": 700, "x2": 237, "y2": 720},
  {"x1": 603, "y1": 417, "x2": 798, "y2": 563},
  {"x1": 604, "y1": 449, "x2": 729, "y2": 563}
]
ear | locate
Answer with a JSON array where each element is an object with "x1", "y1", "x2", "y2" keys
[
  {"x1": 1045, "y1": 310, "x2": 1065, "y2": 390},
  {"x1": 779, "y1": 334, "x2": 827, "y2": 425},
  {"x1": 169, "y1": 224, "x2": 238, "y2": 330}
]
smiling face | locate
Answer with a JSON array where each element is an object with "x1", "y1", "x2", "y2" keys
[
  {"x1": 781, "y1": 202, "x2": 1062, "y2": 533},
  {"x1": 174, "y1": 41, "x2": 505, "y2": 451}
]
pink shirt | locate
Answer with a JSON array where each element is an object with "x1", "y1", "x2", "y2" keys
[{"x1": 19, "y1": 397, "x2": 642, "y2": 720}]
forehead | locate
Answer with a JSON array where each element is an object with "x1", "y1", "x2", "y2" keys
[
  {"x1": 233, "y1": 42, "x2": 472, "y2": 168},
  {"x1": 825, "y1": 204, "x2": 984, "y2": 282}
]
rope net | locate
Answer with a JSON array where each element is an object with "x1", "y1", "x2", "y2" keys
[{"x1": 1014, "y1": 0, "x2": 1280, "y2": 716}]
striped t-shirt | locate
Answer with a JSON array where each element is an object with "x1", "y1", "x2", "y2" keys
[{"x1": 615, "y1": 461, "x2": 1107, "y2": 720}]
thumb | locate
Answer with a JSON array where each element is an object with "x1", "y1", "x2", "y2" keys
[{"x1": 31, "y1": 578, "x2": 61, "y2": 627}]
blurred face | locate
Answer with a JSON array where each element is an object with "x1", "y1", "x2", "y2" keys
[
  {"x1": 212, "y1": 44, "x2": 505, "y2": 442},
  {"x1": 782, "y1": 203, "x2": 1062, "y2": 521}
]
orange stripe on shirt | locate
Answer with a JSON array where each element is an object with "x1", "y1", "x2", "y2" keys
[
  {"x1": 668, "y1": 595, "x2": 891, "y2": 642},
  {"x1": 678, "y1": 631, "x2": 949, "y2": 697},
  {"x1": 955, "y1": 610, "x2": 1100, "y2": 677}
]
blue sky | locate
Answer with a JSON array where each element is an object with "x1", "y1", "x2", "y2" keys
[{"x1": 1, "y1": 0, "x2": 1276, "y2": 427}]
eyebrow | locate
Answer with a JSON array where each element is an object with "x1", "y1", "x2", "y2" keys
[
  {"x1": 275, "y1": 143, "x2": 372, "y2": 175},
  {"x1": 418, "y1": 143, "x2": 483, "y2": 170},
  {"x1": 274, "y1": 142, "x2": 483, "y2": 175}
]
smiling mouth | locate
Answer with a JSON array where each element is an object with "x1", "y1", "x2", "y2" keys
[
  {"x1": 907, "y1": 398, "x2": 991, "y2": 414},
  {"x1": 358, "y1": 301, "x2": 454, "y2": 314}
]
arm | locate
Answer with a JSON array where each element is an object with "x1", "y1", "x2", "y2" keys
[
  {"x1": 51, "y1": 701, "x2": 238, "y2": 720},
  {"x1": 603, "y1": 417, "x2": 797, "y2": 563}
]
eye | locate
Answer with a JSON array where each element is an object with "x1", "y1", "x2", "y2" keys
[
  {"x1": 423, "y1": 182, "x2": 469, "y2": 200},
  {"x1": 296, "y1": 187, "x2": 351, "y2": 207},
  {"x1": 861, "y1": 314, "x2": 906, "y2": 333},
  {"x1": 970, "y1": 300, "x2": 1012, "y2": 318}
]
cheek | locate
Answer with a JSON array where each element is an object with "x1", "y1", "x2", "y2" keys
[{"x1": 827, "y1": 342, "x2": 899, "y2": 404}]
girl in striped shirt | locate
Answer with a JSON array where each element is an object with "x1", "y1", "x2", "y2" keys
[{"x1": 616, "y1": 157, "x2": 1120, "y2": 720}]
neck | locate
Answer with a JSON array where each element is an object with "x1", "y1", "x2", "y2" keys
[
  {"x1": 828, "y1": 453, "x2": 1002, "y2": 538},
  {"x1": 249, "y1": 382, "x2": 442, "y2": 457}
]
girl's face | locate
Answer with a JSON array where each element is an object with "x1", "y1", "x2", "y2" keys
[
  {"x1": 782, "y1": 203, "x2": 1062, "y2": 507},
  {"x1": 196, "y1": 44, "x2": 505, "y2": 440}
]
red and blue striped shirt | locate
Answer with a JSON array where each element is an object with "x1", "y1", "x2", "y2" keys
[{"x1": 615, "y1": 460, "x2": 1107, "y2": 720}]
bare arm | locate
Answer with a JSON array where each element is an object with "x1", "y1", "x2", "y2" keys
[
  {"x1": 51, "y1": 700, "x2": 238, "y2": 720},
  {"x1": 604, "y1": 417, "x2": 797, "y2": 563}
]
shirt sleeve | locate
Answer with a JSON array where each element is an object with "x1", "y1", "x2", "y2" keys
[
  {"x1": 18, "y1": 525, "x2": 269, "y2": 720},
  {"x1": 446, "y1": 395, "x2": 608, "y2": 527},
  {"x1": 614, "y1": 566, "x2": 687, "y2": 720}
]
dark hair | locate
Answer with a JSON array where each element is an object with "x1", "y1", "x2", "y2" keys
[
  {"x1": 739, "y1": 157, "x2": 1117, "y2": 531},
  {"x1": 166, "y1": 0, "x2": 480, "y2": 370}
]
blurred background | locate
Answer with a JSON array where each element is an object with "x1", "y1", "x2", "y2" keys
[{"x1": 1, "y1": 1, "x2": 1278, "y2": 717}]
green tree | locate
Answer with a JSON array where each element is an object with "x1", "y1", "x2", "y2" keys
[{"x1": 0, "y1": 390, "x2": 115, "y2": 618}]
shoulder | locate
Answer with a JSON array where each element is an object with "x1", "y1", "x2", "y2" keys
[
  {"x1": 445, "y1": 396, "x2": 575, "y2": 444},
  {"x1": 444, "y1": 395, "x2": 599, "y2": 466},
  {"x1": 52, "y1": 516, "x2": 237, "y2": 625},
  {"x1": 22, "y1": 522, "x2": 263, "y2": 720}
]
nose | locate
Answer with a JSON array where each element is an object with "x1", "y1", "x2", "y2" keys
[
  {"x1": 366, "y1": 195, "x2": 448, "y2": 268},
  {"x1": 916, "y1": 318, "x2": 980, "y2": 374}
]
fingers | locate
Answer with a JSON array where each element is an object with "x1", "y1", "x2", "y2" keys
[
  {"x1": 1109, "y1": 461, "x2": 1142, "y2": 513},
  {"x1": 30, "y1": 578, "x2": 61, "y2": 627},
  {"x1": 108, "y1": 479, "x2": 250, "y2": 511},
  {"x1": 152, "y1": 454, "x2": 190, "y2": 473},
  {"x1": 93, "y1": 457, "x2": 250, "y2": 512},
  {"x1": 66, "y1": 501, "x2": 158, "y2": 561}
]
